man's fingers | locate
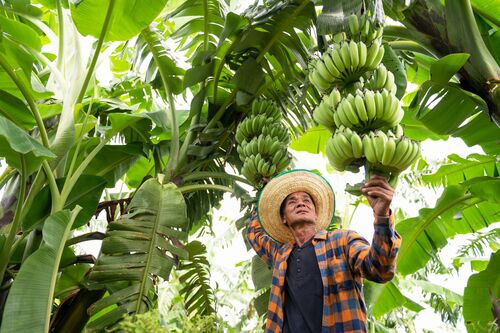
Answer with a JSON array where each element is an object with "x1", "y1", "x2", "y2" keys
[
  {"x1": 362, "y1": 187, "x2": 393, "y2": 200},
  {"x1": 363, "y1": 178, "x2": 392, "y2": 191}
]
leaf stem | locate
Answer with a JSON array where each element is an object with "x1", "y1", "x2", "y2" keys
[
  {"x1": 178, "y1": 184, "x2": 233, "y2": 194},
  {"x1": 182, "y1": 171, "x2": 251, "y2": 185},
  {"x1": 398, "y1": 194, "x2": 478, "y2": 262},
  {"x1": 76, "y1": 0, "x2": 116, "y2": 105},
  {"x1": 141, "y1": 27, "x2": 179, "y2": 176},
  {"x1": 58, "y1": 136, "x2": 111, "y2": 211},
  {"x1": 55, "y1": 0, "x2": 64, "y2": 71},
  {"x1": 0, "y1": 53, "x2": 50, "y2": 148}
]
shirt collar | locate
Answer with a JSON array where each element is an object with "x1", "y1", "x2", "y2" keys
[{"x1": 283, "y1": 229, "x2": 327, "y2": 248}]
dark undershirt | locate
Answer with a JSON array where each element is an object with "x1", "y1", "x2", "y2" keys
[{"x1": 283, "y1": 237, "x2": 323, "y2": 333}]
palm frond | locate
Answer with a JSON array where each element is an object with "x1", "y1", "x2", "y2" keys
[
  {"x1": 84, "y1": 178, "x2": 189, "y2": 332},
  {"x1": 178, "y1": 240, "x2": 215, "y2": 316},
  {"x1": 429, "y1": 293, "x2": 462, "y2": 326},
  {"x1": 456, "y1": 228, "x2": 500, "y2": 258}
]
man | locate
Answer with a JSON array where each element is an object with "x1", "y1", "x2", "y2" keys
[{"x1": 247, "y1": 169, "x2": 401, "y2": 332}]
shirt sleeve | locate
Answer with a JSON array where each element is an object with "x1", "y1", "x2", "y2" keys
[
  {"x1": 346, "y1": 215, "x2": 402, "y2": 283},
  {"x1": 246, "y1": 210, "x2": 280, "y2": 268}
]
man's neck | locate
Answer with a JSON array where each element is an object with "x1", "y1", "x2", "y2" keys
[{"x1": 289, "y1": 222, "x2": 316, "y2": 246}]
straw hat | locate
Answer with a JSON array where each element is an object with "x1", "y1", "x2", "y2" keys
[{"x1": 256, "y1": 169, "x2": 335, "y2": 243}]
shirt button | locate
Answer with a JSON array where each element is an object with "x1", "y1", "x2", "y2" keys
[
  {"x1": 297, "y1": 258, "x2": 300, "y2": 262},
  {"x1": 297, "y1": 269, "x2": 301, "y2": 273}
]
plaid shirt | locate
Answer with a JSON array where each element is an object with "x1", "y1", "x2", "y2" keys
[{"x1": 247, "y1": 213, "x2": 401, "y2": 332}]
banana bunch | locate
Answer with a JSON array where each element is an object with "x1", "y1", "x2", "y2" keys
[
  {"x1": 362, "y1": 130, "x2": 420, "y2": 171},
  {"x1": 333, "y1": 89, "x2": 404, "y2": 130},
  {"x1": 325, "y1": 126, "x2": 363, "y2": 171},
  {"x1": 235, "y1": 98, "x2": 291, "y2": 187},
  {"x1": 364, "y1": 64, "x2": 396, "y2": 94},
  {"x1": 347, "y1": 14, "x2": 383, "y2": 45},
  {"x1": 308, "y1": 39, "x2": 385, "y2": 92}
]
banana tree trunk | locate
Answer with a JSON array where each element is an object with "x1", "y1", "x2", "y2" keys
[{"x1": 401, "y1": 0, "x2": 500, "y2": 125}]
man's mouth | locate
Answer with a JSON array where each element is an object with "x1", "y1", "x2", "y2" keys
[{"x1": 296, "y1": 210, "x2": 308, "y2": 214}]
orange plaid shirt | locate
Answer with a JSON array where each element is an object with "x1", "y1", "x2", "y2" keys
[{"x1": 247, "y1": 213, "x2": 401, "y2": 332}]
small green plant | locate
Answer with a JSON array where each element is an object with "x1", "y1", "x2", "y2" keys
[{"x1": 114, "y1": 310, "x2": 168, "y2": 333}]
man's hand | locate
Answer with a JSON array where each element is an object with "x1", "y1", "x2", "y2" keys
[{"x1": 361, "y1": 175, "x2": 393, "y2": 216}]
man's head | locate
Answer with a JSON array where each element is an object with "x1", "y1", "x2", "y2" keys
[
  {"x1": 280, "y1": 191, "x2": 317, "y2": 227},
  {"x1": 257, "y1": 170, "x2": 335, "y2": 243}
]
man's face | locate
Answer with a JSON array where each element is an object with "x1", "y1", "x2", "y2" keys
[{"x1": 281, "y1": 191, "x2": 317, "y2": 227}]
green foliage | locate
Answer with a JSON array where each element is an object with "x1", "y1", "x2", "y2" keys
[
  {"x1": 114, "y1": 310, "x2": 168, "y2": 333},
  {"x1": 84, "y1": 179, "x2": 189, "y2": 331},
  {"x1": 177, "y1": 241, "x2": 215, "y2": 316},
  {"x1": 463, "y1": 250, "x2": 500, "y2": 331}
]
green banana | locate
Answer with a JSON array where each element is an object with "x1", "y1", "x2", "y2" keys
[
  {"x1": 376, "y1": 65, "x2": 387, "y2": 88},
  {"x1": 323, "y1": 51, "x2": 342, "y2": 78},
  {"x1": 348, "y1": 14, "x2": 360, "y2": 36},
  {"x1": 335, "y1": 132, "x2": 354, "y2": 159},
  {"x1": 349, "y1": 40, "x2": 359, "y2": 69},
  {"x1": 371, "y1": 44, "x2": 385, "y2": 69},
  {"x1": 350, "y1": 132, "x2": 363, "y2": 159},
  {"x1": 358, "y1": 41, "x2": 367, "y2": 68},
  {"x1": 354, "y1": 94, "x2": 368, "y2": 123},
  {"x1": 362, "y1": 134, "x2": 377, "y2": 163},
  {"x1": 390, "y1": 138, "x2": 410, "y2": 167},
  {"x1": 341, "y1": 99, "x2": 360, "y2": 127},
  {"x1": 340, "y1": 42, "x2": 352, "y2": 73},
  {"x1": 381, "y1": 137, "x2": 396, "y2": 165},
  {"x1": 330, "y1": 48, "x2": 346, "y2": 76},
  {"x1": 372, "y1": 131, "x2": 387, "y2": 163},
  {"x1": 311, "y1": 69, "x2": 331, "y2": 91},
  {"x1": 365, "y1": 40, "x2": 381, "y2": 70},
  {"x1": 374, "y1": 91, "x2": 385, "y2": 120},
  {"x1": 316, "y1": 58, "x2": 335, "y2": 82},
  {"x1": 327, "y1": 89, "x2": 342, "y2": 108},
  {"x1": 364, "y1": 90, "x2": 376, "y2": 119}
]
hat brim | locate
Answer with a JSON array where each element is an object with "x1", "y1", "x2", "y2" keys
[{"x1": 257, "y1": 169, "x2": 335, "y2": 243}]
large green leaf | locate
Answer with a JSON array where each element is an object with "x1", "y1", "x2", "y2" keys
[
  {"x1": 364, "y1": 280, "x2": 406, "y2": 318},
  {"x1": 471, "y1": 0, "x2": 500, "y2": 27},
  {"x1": 289, "y1": 125, "x2": 329, "y2": 155},
  {"x1": 410, "y1": 80, "x2": 500, "y2": 154},
  {"x1": 23, "y1": 175, "x2": 107, "y2": 231},
  {"x1": 85, "y1": 178, "x2": 188, "y2": 331},
  {"x1": 0, "y1": 208, "x2": 80, "y2": 333},
  {"x1": 0, "y1": 116, "x2": 55, "y2": 172},
  {"x1": 463, "y1": 250, "x2": 500, "y2": 331},
  {"x1": 178, "y1": 241, "x2": 215, "y2": 316},
  {"x1": 422, "y1": 153, "x2": 499, "y2": 187},
  {"x1": 0, "y1": 90, "x2": 35, "y2": 129},
  {"x1": 396, "y1": 180, "x2": 500, "y2": 275},
  {"x1": 251, "y1": 255, "x2": 272, "y2": 291},
  {"x1": 74, "y1": 140, "x2": 144, "y2": 187},
  {"x1": 70, "y1": 0, "x2": 167, "y2": 41},
  {"x1": 430, "y1": 53, "x2": 470, "y2": 84}
]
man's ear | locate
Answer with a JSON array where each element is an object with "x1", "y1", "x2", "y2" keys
[{"x1": 282, "y1": 218, "x2": 287, "y2": 225}]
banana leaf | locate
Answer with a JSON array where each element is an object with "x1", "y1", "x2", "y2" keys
[
  {"x1": 70, "y1": 0, "x2": 167, "y2": 41},
  {"x1": 85, "y1": 178, "x2": 188, "y2": 331},
  {"x1": 0, "y1": 208, "x2": 81, "y2": 333},
  {"x1": 396, "y1": 178, "x2": 500, "y2": 275},
  {"x1": 463, "y1": 250, "x2": 500, "y2": 332}
]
